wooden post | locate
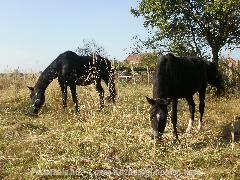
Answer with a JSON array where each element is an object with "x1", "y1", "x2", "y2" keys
[
  {"x1": 147, "y1": 66, "x2": 150, "y2": 85},
  {"x1": 117, "y1": 62, "x2": 120, "y2": 81},
  {"x1": 231, "y1": 121, "x2": 235, "y2": 150},
  {"x1": 131, "y1": 64, "x2": 136, "y2": 84},
  {"x1": 117, "y1": 62, "x2": 120, "y2": 96}
]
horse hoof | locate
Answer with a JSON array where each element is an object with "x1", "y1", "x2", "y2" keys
[
  {"x1": 172, "y1": 138, "x2": 180, "y2": 144},
  {"x1": 62, "y1": 107, "x2": 68, "y2": 112},
  {"x1": 151, "y1": 135, "x2": 162, "y2": 141},
  {"x1": 105, "y1": 96, "x2": 111, "y2": 103},
  {"x1": 197, "y1": 121, "x2": 202, "y2": 131},
  {"x1": 186, "y1": 118, "x2": 193, "y2": 133},
  {"x1": 99, "y1": 105, "x2": 104, "y2": 111},
  {"x1": 75, "y1": 109, "x2": 80, "y2": 114},
  {"x1": 186, "y1": 127, "x2": 192, "y2": 133},
  {"x1": 96, "y1": 108, "x2": 103, "y2": 112},
  {"x1": 27, "y1": 113, "x2": 38, "y2": 117}
]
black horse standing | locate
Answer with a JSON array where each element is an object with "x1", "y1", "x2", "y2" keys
[
  {"x1": 146, "y1": 53, "x2": 223, "y2": 139},
  {"x1": 28, "y1": 51, "x2": 116, "y2": 115}
]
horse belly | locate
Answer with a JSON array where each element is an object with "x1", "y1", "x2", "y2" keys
[
  {"x1": 76, "y1": 75, "x2": 96, "y2": 86},
  {"x1": 167, "y1": 80, "x2": 199, "y2": 98}
]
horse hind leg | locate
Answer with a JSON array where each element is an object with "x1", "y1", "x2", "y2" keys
[
  {"x1": 102, "y1": 75, "x2": 116, "y2": 104},
  {"x1": 109, "y1": 81, "x2": 116, "y2": 103},
  {"x1": 108, "y1": 71, "x2": 116, "y2": 103},
  {"x1": 171, "y1": 98, "x2": 179, "y2": 139},
  {"x1": 186, "y1": 96, "x2": 195, "y2": 133},
  {"x1": 198, "y1": 92, "x2": 206, "y2": 131}
]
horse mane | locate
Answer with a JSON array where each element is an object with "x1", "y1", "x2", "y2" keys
[{"x1": 34, "y1": 57, "x2": 60, "y2": 92}]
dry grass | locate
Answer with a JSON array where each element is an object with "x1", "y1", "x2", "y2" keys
[{"x1": 0, "y1": 74, "x2": 239, "y2": 179}]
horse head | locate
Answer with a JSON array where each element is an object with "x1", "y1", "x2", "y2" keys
[
  {"x1": 27, "y1": 86, "x2": 45, "y2": 116},
  {"x1": 146, "y1": 97, "x2": 169, "y2": 139}
]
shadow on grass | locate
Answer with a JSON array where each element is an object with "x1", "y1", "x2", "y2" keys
[
  {"x1": 219, "y1": 116, "x2": 240, "y2": 143},
  {"x1": 191, "y1": 141, "x2": 208, "y2": 150},
  {"x1": 20, "y1": 123, "x2": 49, "y2": 134}
]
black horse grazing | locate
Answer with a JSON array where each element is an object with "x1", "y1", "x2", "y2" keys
[
  {"x1": 146, "y1": 53, "x2": 223, "y2": 139},
  {"x1": 28, "y1": 51, "x2": 116, "y2": 115}
]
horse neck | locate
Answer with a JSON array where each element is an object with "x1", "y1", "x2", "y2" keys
[
  {"x1": 153, "y1": 65, "x2": 165, "y2": 99},
  {"x1": 35, "y1": 65, "x2": 58, "y2": 92},
  {"x1": 153, "y1": 81, "x2": 162, "y2": 99}
]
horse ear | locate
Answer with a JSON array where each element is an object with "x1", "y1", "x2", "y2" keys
[
  {"x1": 146, "y1": 97, "x2": 156, "y2": 105},
  {"x1": 27, "y1": 86, "x2": 34, "y2": 91}
]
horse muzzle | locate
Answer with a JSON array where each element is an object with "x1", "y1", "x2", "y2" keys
[{"x1": 28, "y1": 108, "x2": 39, "y2": 117}]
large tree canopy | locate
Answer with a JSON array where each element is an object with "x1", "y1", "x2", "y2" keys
[{"x1": 131, "y1": 0, "x2": 240, "y2": 68}]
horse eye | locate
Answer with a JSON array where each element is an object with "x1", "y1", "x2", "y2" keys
[{"x1": 34, "y1": 99, "x2": 41, "y2": 107}]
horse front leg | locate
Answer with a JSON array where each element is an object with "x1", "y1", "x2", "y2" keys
[
  {"x1": 70, "y1": 84, "x2": 79, "y2": 112},
  {"x1": 96, "y1": 81, "x2": 104, "y2": 109},
  {"x1": 198, "y1": 91, "x2": 206, "y2": 131},
  {"x1": 171, "y1": 98, "x2": 178, "y2": 139},
  {"x1": 58, "y1": 79, "x2": 68, "y2": 110},
  {"x1": 186, "y1": 96, "x2": 195, "y2": 133}
]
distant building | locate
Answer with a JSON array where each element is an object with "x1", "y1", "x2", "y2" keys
[
  {"x1": 124, "y1": 53, "x2": 157, "y2": 65},
  {"x1": 225, "y1": 57, "x2": 240, "y2": 68},
  {"x1": 124, "y1": 54, "x2": 143, "y2": 65}
]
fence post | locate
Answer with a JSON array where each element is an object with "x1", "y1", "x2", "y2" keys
[
  {"x1": 147, "y1": 66, "x2": 150, "y2": 85},
  {"x1": 117, "y1": 62, "x2": 120, "y2": 95},
  {"x1": 131, "y1": 65, "x2": 136, "y2": 84},
  {"x1": 117, "y1": 62, "x2": 120, "y2": 81}
]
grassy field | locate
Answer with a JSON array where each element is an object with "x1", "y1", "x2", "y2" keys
[{"x1": 0, "y1": 74, "x2": 240, "y2": 179}]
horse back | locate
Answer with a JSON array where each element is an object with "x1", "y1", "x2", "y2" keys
[
  {"x1": 56, "y1": 51, "x2": 112, "y2": 85},
  {"x1": 154, "y1": 54, "x2": 207, "y2": 98}
]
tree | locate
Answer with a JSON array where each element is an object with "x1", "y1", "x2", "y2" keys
[
  {"x1": 139, "y1": 53, "x2": 159, "y2": 70},
  {"x1": 76, "y1": 39, "x2": 109, "y2": 58},
  {"x1": 131, "y1": 0, "x2": 240, "y2": 68}
]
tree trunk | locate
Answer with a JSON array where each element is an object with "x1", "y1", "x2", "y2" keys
[{"x1": 211, "y1": 46, "x2": 220, "y2": 69}]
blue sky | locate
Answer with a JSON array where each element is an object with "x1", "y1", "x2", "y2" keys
[
  {"x1": 0, "y1": 0, "x2": 239, "y2": 73},
  {"x1": 0, "y1": 0, "x2": 147, "y2": 72}
]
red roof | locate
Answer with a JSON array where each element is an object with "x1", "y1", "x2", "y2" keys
[{"x1": 124, "y1": 53, "x2": 156, "y2": 65}]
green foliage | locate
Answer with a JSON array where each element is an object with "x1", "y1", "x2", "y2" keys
[
  {"x1": 138, "y1": 53, "x2": 159, "y2": 70},
  {"x1": 131, "y1": 0, "x2": 240, "y2": 67},
  {"x1": 76, "y1": 39, "x2": 109, "y2": 58},
  {"x1": 116, "y1": 53, "x2": 158, "y2": 71},
  {"x1": 206, "y1": 58, "x2": 240, "y2": 96},
  {"x1": 169, "y1": 40, "x2": 199, "y2": 57},
  {"x1": 219, "y1": 60, "x2": 240, "y2": 96}
]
